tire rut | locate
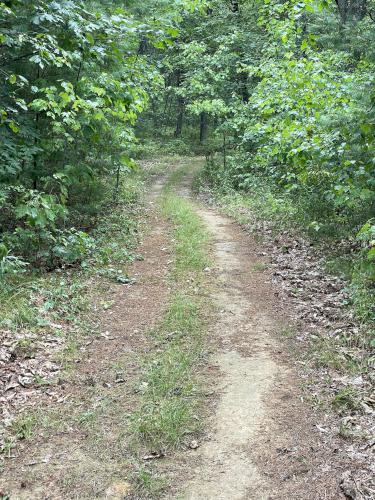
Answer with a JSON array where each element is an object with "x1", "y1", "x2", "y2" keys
[
  {"x1": 181, "y1": 207, "x2": 278, "y2": 499},
  {"x1": 173, "y1": 171, "x2": 343, "y2": 500}
]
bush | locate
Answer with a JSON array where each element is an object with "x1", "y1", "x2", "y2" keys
[{"x1": 0, "y1": 243, "x2": 28, "y2": 276}]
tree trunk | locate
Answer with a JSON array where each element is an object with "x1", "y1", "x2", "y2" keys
[
  {"x1": 174, "y1": 96, "x2": 184, "y2": 138},
  {"x1": 138, "y1": 36, "x2": 148, "y2": 55},
  {"x1": 200, "y1": 112, "x2": 208, "y2": 144},
  {"x1": 335, "y1": 0, "x2": 367, "y2": 23},
  {"x1": 335, "y1": 0, "x2": 348, "y2": 23},
  {"x1": 239, "y1": 70, "x2": 249, "y2": 102},
  {"x1": 174, "y1": 69, "x2": 184, "y2": 137},
  {"x1": 223, "y1": 133, "x2": 227, "y2": 169},
  {"x1": 230, "y1": 0, "x2": 239, "y2": 12},
  {"x1": 151, "y1": 99, "x2": 159, "y2": 128}
]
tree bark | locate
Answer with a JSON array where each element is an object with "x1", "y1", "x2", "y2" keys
[
  {"x1": 230, "y1": 0, "x2": 239, "y2": 13},
  {"x1": 335, "y1": 0, "x2": 367, "y2": 23},
  {"x1": 335, "y1": 0, "x2": 348, "y2": 23},
  {"x1": 174, "y1": 96, "x2": 184, "y2": 138},
  {"x1": 238, "y1": 69, "x2": 249, "y2": 102}
]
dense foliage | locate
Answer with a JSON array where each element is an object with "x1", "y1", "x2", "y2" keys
[
  {"x1": 0, "y1": 0, "x2": 194, "y2": 270},
  {"x1": 1, "y1": 0, "x2": 374, "y2": 322},
  {"x1": 147, "y1": 0, "x2": 375, "y2": 226},
  {"x1": 139, "y1": 0, "x2": 374, "y2": 324}
]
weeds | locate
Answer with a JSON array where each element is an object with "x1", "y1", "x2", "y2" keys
[
  {"x1": 280, "y1": 326, "x2": 296, "y2": 339},
  {"x1": 310, "y1": 336, "x2": 361, "y2": 373},
  {"x1": 332, "y1": 387, "x2": 362, "y2": 412},
  {"x1": 132, "y1": 466, "x2": 167, "y2": 497},
  {"x1": 0, "y1": 174, "x2": 144, "y2": 451},
  {"x1": 11, "y1": 414, "x2": 37, "y2": 440},
  {"x1": 251, "y1": 263, "x2": 268, "y2": 272}
]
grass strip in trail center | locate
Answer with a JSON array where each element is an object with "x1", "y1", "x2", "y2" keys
[{"x1": 131, "y1": 165, "x2": 210, "y2": 493}]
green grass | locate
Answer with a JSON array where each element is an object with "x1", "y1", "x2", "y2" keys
[
  {"x1": 251, "y1": 262, "x2": 268, "y2": 272},
  {"x1": 324, "y1": 255, "x2": 354, "y2": 281},
  {"x1": 332, "y1": 386, "x2": 362, "y2": 412},
  {"x1": 131, "y1": 164, "x2": 210, "y2": 458},
  {"x1": 162, "y1": 198, "x2": 208, "y2": 277},
  {"x1": 132, "y1": 466, "x2": 167, "y2": 497},
  {"x1": 11, "y1": 415, "x2": 37, "y2": 440},
  {"x1": 280, "y1": 326, "x2": 297, "y2": 339}
]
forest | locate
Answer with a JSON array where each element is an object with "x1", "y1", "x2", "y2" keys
[
  {"x1": 1, "y1": 0, "x2": 374, "y2": 320},
  {"x1": 0, "y1": 0, "x2": 374, "y2": 498}
]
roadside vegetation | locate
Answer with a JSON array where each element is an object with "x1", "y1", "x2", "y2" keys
[
  {"x1": 0, "y1": 0, "x2": 201, "y2": 292},
  {"x1": 0, "y1": 173, "x2": 143, "y2": 462},
  {"x1": 1, "y1": 0, "x2": 374, "y2": 496}
]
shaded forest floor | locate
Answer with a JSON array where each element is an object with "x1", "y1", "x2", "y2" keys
[{"x1": 0, "y1": 158, "x2": 373, "y2": 499}]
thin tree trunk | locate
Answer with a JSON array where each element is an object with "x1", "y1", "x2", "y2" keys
[
  {"x1": 151, "y1": 99, "x2": 159, "y2": 128},
  {"x1": 175, "y1": 96, "x2": 184, "y2": 137},
  {"x1": 200, "y1": 112, "x2": 208, "y2": 144},
  {"x1": 230, "y1": 0, "x2": 239, "y2": 12},
  {"x1": 174, "y1": 69, "x2": 184, "y2": 137},
  {"x1": 239, "y1": 70, "x2": 249, "y2": 102},
  {"x1": 223, "y1": 133, "x2": 227, "y2": 169},
  {"x1": 33, "y1": 66, "x2": 40, "y2": 190},
  {"x1": 335, "y1": 0, "x2": 348, "y2": 23}
]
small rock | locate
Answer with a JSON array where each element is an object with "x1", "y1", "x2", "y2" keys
[
  {"x1": 340, "y1": 471, "x2": 357, "y2": 499},
  {"x1": 142, "y1": 451, "x2": 165, "y2": 460},
  {"x1": 189, "y1": 439, "x2": 199, "y2": 449}
]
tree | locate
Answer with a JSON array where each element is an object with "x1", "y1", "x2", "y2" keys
[{"x1": 0, "y1": 0, "x2": 189, "y2": 268}]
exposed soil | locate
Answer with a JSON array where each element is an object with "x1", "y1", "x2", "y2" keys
[
  {"x1": 197, "y1": 188, "x2": 374, "y2": 498},
  {"x1": 171, "y1": 203, "x2": 346, "y2": 499}
]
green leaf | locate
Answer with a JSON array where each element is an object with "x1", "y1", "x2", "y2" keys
[
  {"x1": 86, "y1": 33, "x2": 95, "y2": 45},
  {"x1": 0, "y1": 243, "x2": 8, "y2": 260},
  {"x1": 120, "y1": 155, "x2": 136, "y2": 168},
  {"x1": 16, "y1": 99, "x2": 28, "y2": 111},
  {"x1": 360, "y1": 123, "x2": 374, "y2": 136},
  {"x1": 8, "y1": 121, "x2": 19, "y2": 133},
  {"x1": 367, "y1": 247, "x2": 375, "y2": 261}
]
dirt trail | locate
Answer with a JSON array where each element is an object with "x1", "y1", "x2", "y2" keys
[
  {"x1": 1, "y1": 162, "x2": 346, "y2": 499},
  {"x1": 0, "y1": 171, "x2": 173, "y2": 499},
  {"x1": 173, "y1": 170, "x2": 344, "y2": 499},
  {"x1": 182, "y1": 208, "x2": 278, "y2": 499}
]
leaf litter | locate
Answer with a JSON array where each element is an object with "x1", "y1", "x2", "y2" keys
[{"x1": 198, "y1": 190, "x2": 374, "y2": 498}]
